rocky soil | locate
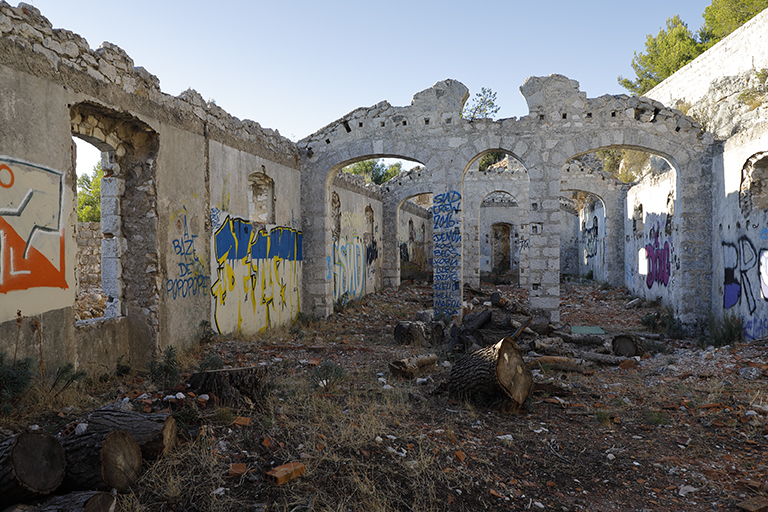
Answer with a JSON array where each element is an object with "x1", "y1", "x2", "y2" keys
[{"x1": 6, "y1": 280, "x2": 768, "y2": 511}]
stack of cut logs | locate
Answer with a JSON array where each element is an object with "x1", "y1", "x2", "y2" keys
[
  {"x1": 0, "y1": 409, "x2": 176, "y2": 512},
  {"x1": 393, "y1": 287, "x2": 651, "y2": 412}
]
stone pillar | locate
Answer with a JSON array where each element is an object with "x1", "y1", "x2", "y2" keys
[
  {"x1": 381, "y1": 196, "x2": 401, "y2": 289},
  {"x1": 461, "y1": 191, "x2": 481, "y2": 288},
  {"x1": 300, "y1": 168, "x2": 334, "y2": 318},
  {"x1": 527, "y1": 166, "x2": 560, "y2": 323},
  {"x1": 432, "y1": 188, "x2": 463, "y2": 319},
  {"x1": 100, "y1": 174, "x2": 125, "y2": 318},
  {"x1": 604, "y1": 191, "x2": 627, "y2": 287}
]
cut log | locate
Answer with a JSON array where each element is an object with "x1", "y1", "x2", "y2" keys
[
  {"x1": 448, "y1": 337, "x2": 533, "y2": 410},
  {"x1": 88, "y1": 409, "x2": 177, "y2": 459},
  {"x1": 612, "y1": 334, "x2": 646, "y2": 357},
  {"x1": 389, "y1": 353, "x2": 438, "y2": 379},
  {"x1": 187, "y1": 366, "x2": 269, "y2": 410},
  {"x1": 59, "y1": 430, "x2": 141, "y2": 493},
  {"x1": 526, "y1": 355, "x2": 593, "y2": 373},
  {"x1": 3, "y1": 491, "x2": 116, "y2": 512},
  {"x1": 0, "y1": 432, "x2": 66, "y2": 508},
  {"x1": 553, "y1": 332, "x2": 607, "y2": 347}
]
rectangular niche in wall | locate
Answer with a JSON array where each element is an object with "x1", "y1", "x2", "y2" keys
[{"x1": 249, "y1": 167, "x2": 275, "y2": 226}]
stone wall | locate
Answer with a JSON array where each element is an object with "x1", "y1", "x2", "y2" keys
[
  {"x1": 647, "y1": 8, "x2": 768, "y2": 107},
  {"x1": 76, "y1": 222, "x2": 101, "y2": 287}
]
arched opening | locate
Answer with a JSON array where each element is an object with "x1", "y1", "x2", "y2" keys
[{"x1": 70, "y1": 103, "x2": 160, "y2": 343}]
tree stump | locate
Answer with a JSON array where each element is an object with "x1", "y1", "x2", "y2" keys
[
  {"x1": 59, "y1": 430, "x2": 141, "y2": 493},
  {"x1": 187, "y1": 366, "x2": 269, "y2": 410},
  {"x1": 612, "y1": 334, "x2": 646, "y2": 357},
  {"x1": 448, "y1": 337, "x2": 533, "y2": 410},
  {"x1": 0, "y1": 432, "x2": 66, "y2": 508},
  {"x1": 87, "y1": 409, "x2": 177, "y2": 460},
  {"x1": 3, "y1": 491, "x2": 116, "y2": 512}
]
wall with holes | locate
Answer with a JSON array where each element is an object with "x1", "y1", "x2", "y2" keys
[
  {"x1": 0, "y1": 2, "x2": 299, "y2": 372},
  {"x1": 330, "y1": 173, "x2": 383, "y2": 304},
  {"x1": 624, "y1": 170, "x2": 678, "y2": 303},
  {"x1": 711, "y1": 124, "x2": 768, "y2": 339}
]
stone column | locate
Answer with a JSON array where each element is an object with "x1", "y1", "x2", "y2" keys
[
  {"x1": 432, "y1": 188, "x2": 463, "y2": 319},
  {"x1": 527, "y1": 165, "x2": 560, "y2": 323},
  {"x1": 300, "y1": 168, "x2": 333, "y2": 318},
  {"x1": 604, "y1": 190, "x2": 627, "y2": 287},
  {"x1": 381, "y1": 196, "x2": 401, "y2": 290}
]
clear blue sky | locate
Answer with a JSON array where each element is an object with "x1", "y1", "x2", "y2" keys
[{"x1": 26, "y1": 0, "x2": 712, "y2": 171}]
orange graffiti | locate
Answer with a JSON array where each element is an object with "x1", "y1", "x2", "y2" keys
[
  {"x1": 0, "y1": 217, "x2": 67, "y2": 293},
  {"x1": 0, "y1": 164, "x2": 13, "y2": 188}
]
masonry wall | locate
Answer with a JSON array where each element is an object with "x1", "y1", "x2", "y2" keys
[
  {"x1": 399, "y1": 201, "x2": 433, "y2": 282},
  {"x1": 330, "y1": 174, "x2": 383, "y2": 304},
  {"x1": 76, "y1": 222, "x2": 101, "y2": 287},
  {"x1": 560, "y1": 209, "x2": 580, "y2": 277},
  {"x1": 579, "y1": 200, "x2": 606, "y2": 281},
  {"x1": 0, "y1": 2, "x2": 299, "y2": 373},
  {"x1": 624, "y1": 171, "x2": 678, "y2": 303},
  {"x1": 711, "y1": 124, "x2": 768, "y2": 339},
  {"x1": 647, "y1": 8, "x2": 768, "y2": 106}
]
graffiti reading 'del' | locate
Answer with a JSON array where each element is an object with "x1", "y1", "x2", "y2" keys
[
  {"x1": 211, "y1": 212, "x2": 302, "y2": 334},
  {"x1": 432, "y1": 191, "x2": 461, "y2": 318},
  {"x1": 0, "y1": 156, "x2": 67, "y2": 293},
  {"x1": 165, "y1": 206, "x2": 209, "y2": 300}
]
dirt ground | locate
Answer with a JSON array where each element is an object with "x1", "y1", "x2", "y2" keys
[{"x1": 6, "y1": 280, "x2": 768, "y2": 511}]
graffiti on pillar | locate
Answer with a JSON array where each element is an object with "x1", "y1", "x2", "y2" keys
[
  {"x1": 645, "y1": 221, "x2": 673, "y2": 289},
  {"x1": 0, "y1": 156, "x2": 68, "y2": 293},
  {"x1": 210, "y1": 212, "x2": 302, "y2": 333},
  {"x1": 432, "y1": 190, "x2": 461, "y2": 318},
  {"x1": 166, "y1": 206, "x2": 209, "y2": 300}
]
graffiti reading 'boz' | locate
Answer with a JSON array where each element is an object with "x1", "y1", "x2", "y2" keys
[
  {"x1": 645, "y1": 222, "x2": 673, "y2": 289},
  {"x1": 166, "y1": 208, "x2": 209, "y2": 300},
  {"x1": 432, "y1": 191, "x2": 462, "y2": 318},
  {"x1": 211, "y1": 214, "x2": 302, "y2": 334}
]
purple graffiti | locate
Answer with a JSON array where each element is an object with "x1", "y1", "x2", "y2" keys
[{"x1": 645, "y1": 222, "x2": 672, "y2": 289}]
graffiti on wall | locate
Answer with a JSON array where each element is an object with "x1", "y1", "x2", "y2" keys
[
  {"x1": 166, "y1": 206, "x2": 209, "y2": 300},
  {"x1": 332, "y1": 215, "x2": 378, "y2": 304},
  {"x1": 433, "y1": 190, "x2": 461, "y2": 318},
  {"x1": 0, "y1": 156, "x2": 67, "y2": 293},
  {"x1": 721, "y1": 234, "x2": 768, "y2": 339},
  {"x1": 210, "y1": 210, "x2": 302, "y2": 333},
  {"x1": 584, "y1": 217, "x2": 599, "y2": 260},
  {"x1": 644, "y1": 221, "x2": 673, "y2": 289}
]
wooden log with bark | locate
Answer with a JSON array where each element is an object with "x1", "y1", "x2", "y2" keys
[
  {"x1": 0, "y1": 432, "x2": 66, "y2": 509},
  {"x1": 59, "y1": 430, "x2": 141, "y2": 493},
  {"x1": 552, "y1": 331, "x2": 607, "y2": 347},
  {"x1": 448, "y1": 337, "x2": 533, "y2": 410},
  {"x1": 526, "y1": 355, "x2": 594, "y2": 373},
  {"x1": 3, "y1": 491, "x2": 116, "y2": 512},
  {"x1": 389, "y1": 353, "x2": 438, "y2": 379},
  {"x1": 187, "y1": 365, "x2": 270, "y2": 410},
  {"x1": 87, "y1": 409, "x2": 176, "y2": 460}
]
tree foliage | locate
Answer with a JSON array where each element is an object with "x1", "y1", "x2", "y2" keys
[
  {"x1": 702, "y1": 0, "x2": 768, "y2": 41},
  {"x1": 618, "y1": 15, "x2": 704, "y2": 95},
  {"x1": 76, "y1": 162, "x2": 103, "y2": 222},
  {"x1": 619, "y1": 1, "x2": 768, "y2": 95},
  {"x1": 596, "y1": 149, "x2": 650, "y2": 183},
  {"x1": 462, "y1": 87, "x2": 500, "y2": 120},
  {"x1": 342, "y1": 159, "x2": 403, "y2": 185},
  {"x1": 478, "y1": 151, "x2": 506, "y2": 172}
]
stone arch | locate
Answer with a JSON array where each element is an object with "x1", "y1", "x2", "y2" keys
[
  {"x1": 70, "y1": 102, "x2": 160, "y2": 358},
  {"x1": 560, "y1": 160, "x2": 628, "y2": 286},
  {"x1": 300, "y1": 76, "x2": 713, "y2": 323},
  {"x1": 462, "y1": 152, "x2": 530, "y2": 288}
]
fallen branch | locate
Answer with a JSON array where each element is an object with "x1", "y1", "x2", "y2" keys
[{"x1": 389, "y1": 353, "x2": 438, "y2": 379}]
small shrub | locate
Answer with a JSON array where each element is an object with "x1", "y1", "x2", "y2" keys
[
  {"x1": 585, "y1": 270, "x2": 594, "y2": 280},
  {"x1": 48, "y1": 363, "x2": 86, "y2": 399},
  {"x1": 704, "y1": 314, "x2": 743, "y2": 347},
  {"x1": 641, "y1": 312, "x2": 661, "y2": 332},
  {"x1": 199, "y1": 320, "x2": 217, "y2": 344},
  {"x1": 645, "y1": 411, "x2": 666, "y2": 425},
  {"x1": 115, "y1": 356, "x2": 131, "y2": 377},
  {"x1": 198, "y1": 353, "x2": 224, "y2": 372},
  {"x1": 644, "y1": 340, "x2": 668, "y2": 355},
  {"x1": 148, "y1": 346, "x2": 182, "y2": 390},
  {"x1": 0, "y1": 353, "x2": 34, "y2": 415},
  {"x1": 311, "y1": 361, "x2": 347, "y2": 391},
  {"x1": 595, "y1": 411, "x2": 611, "y2": 426}
]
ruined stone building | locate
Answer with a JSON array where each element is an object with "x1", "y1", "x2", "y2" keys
[{"x1": 1, "y1": 2, "x2": 767, "y2": 373}]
